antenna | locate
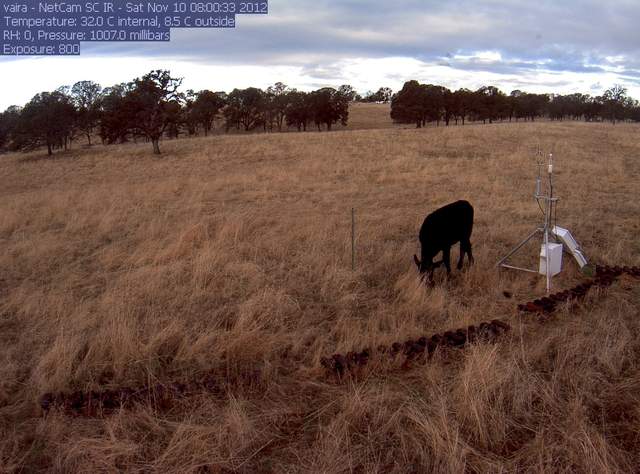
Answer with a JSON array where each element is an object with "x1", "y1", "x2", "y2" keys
[{"x1": 534, "y1": 145, "x2": 543, "y2": 198}]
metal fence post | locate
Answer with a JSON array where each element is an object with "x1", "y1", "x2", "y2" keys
[{"x1": 351, "y1": 208, "x2": 355, "y2": 271}]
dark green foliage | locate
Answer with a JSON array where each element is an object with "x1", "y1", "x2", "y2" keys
[
  {"x1": 285, "y1": 90, "x2": 312, "y2": 131},
  {"x1": 266, "y1": 82, "x2": 290, "y2": 131},
  {"x1": 71, "y1": 80, "x2": 102, "y2": 146},
  {"x1": 390, "y1": 80, "x2": 426, "y2": 127},
  {"x1": 308, "y1": 87, "x2": 350, "y2": 131},
  {"x1": 391, "y1": 80, "x2": 639, "y2": 127},
  {"x1": 13, "y1": 91, "x2": 75, "y2": 156},
  {"x1": 124, "y1": 70, "x2": 184, "y2": 154},
  {"x1": 0, "y1": 106, "x2": 21, "y2": 151},
  {"x1": 188, "y1": 90, "x2": 226, "y2": 136},
  {"x1": 98, "y1": 83, "x2": 132, "y2": 145},
  {"x1": 223, "y1": 87, "x2": 266, "y2": 132}
]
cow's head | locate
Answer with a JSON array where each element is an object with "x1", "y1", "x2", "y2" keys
[{"x1": 413, "y1": 255, "x2": 443, "y2": 280}]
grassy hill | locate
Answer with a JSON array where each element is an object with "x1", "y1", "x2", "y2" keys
[{"x1": 1, "y1": 118, "x2": 639, "y2": 472}]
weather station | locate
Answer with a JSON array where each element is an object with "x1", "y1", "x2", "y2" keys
[{"x1": 497, "y1": 149, "x2": 589, "y2": 293}]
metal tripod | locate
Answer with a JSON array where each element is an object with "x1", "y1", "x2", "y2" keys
[{"x1": 497, "y1": 153, "x2": 558, "y2": 294}]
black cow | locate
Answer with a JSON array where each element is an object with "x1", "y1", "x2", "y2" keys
[{"x1": 413, "y1": 200, "x2": 474, "y2": 281}]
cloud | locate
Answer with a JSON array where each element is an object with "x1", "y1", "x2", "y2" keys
[
  {"x1": 113, "y1": 0, "x2": 640, "y2": 67},
  {"x1": 1, "y1": 0, "x2": 640, "y2": 109}
]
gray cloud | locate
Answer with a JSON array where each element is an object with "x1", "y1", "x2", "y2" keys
[
  {"x1": 4, "y1": 0, "x2": 640, "y2": 101},
  {"x1": 80, "y1": 1, "x2": 640, "y2": 67}
]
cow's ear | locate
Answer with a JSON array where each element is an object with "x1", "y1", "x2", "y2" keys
[{"x1": 413, "y1": 254, "x2": 421, "y2": 269}]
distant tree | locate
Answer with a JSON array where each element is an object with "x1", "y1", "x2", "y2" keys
[
  {"x1": 622, "y1": 97, "x2": 638, "y2": 122},
  {"x1": 361, "y1": 90, "x2": 375, "y2": 102},
  {"x1": 337, "y1": 84, "x2": 357, "y2": 102},
  {"x1": 363, "y1": 87, "x2": 394, "y2": 103},
  {"x1": 125, "y1": 70, "x2": 184, "y2": 154},
  {"x1": 224, "y1": 87, "x2": 266, "y2": 132},
  {"x1": 442, "y1": 87, "x2": 455, "y2": 126},
  {"x1": 529, "y1": 93, "x2": 550, "y2": 121},
  {"x1": 164, "y1": 101, "x2": 184, "y2": 139},
  {"x1": 308, "y1": 87, "x2": 349, "y2": 131},
  {"x1": 562, "y1": 93, "x2": 588, "y2": 120},
  {"x1": 55, "y1": 86, "x2": 77, "y2": 150},
  {"x1": 547, "y1": 94, "x2": 566, "y2": 121},
  {"x1": 183, "y1": 89, "x2": 198, "y2": 136},
  {"x1": 584, "y1": 95, "x2": 604, "y2": 122},
  {"x1": 452, "y1": 88, "x2": 473, "y2": 125},
  {"x1": 71, "y1": 80, "x2": 102, "y2": 145},
  {"x1": 473, "y1": 86, "x2": 508, "y2": 123},
  {"x1": 391, "y1": 80, "x2": 426, "y2": 127},
  {"x1": 360, "y1": 87, "x2": 393, "y2": 103},
  {"x1": 629, "y1": 101, "x2": 640, "y2": 122},
  {"x1": 334, "y1": 87, "x2": 352, "y2": 123},
  {"x1": 0, "y1": 106, "x2": 21, "y2": 150},
  {"x1": 98, "y1": 83, "x2": 132, "y2": 144},
  {"x1": 285, "y1": 90, "x2": 312, "y2": 131},
  {"x1": 508, "y1": 90, "x2": 523, "y2": 121},
  {"x1": 420, "y1": 84, "x2": 447, "y2": 126},
  {"x1": 266, "y1": 82, "x2": 290, "y2": 131},
  {"x1": 549, "y1": 93, "x2": 588, "y2": 121},
  {"x1": 511, "y1": 91, "x2": 549, "y2": 122},
  {"x1": 603, "y1": 85, "x2": 628, "y2": 124},
  {"x1": 190, "y1": 89, "x2": 226, "y2": 136},
  {"x1": 378, "y1": 87, "x2": 393, "y2": 103},
  {"x1": 13, "y1": 91, "x2": 75, "y2": 155}
]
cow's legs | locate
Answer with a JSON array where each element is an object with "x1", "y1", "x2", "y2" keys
[
  {"x1": 459, "y1": 240, "x2": 473, "y2": 269},
  {"x1": 443, "y1": 247, "x2": 452, "y2": 274},
  {"x1": 457, "y1": 243, "x2": 465, "y2": 269}
]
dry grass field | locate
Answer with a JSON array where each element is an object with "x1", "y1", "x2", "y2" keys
[
  {"x1": 1, "y1": 110, "x2": 640, "y2": 472},
  {"x1": 342, "y1": 103, "x2": 401, "y2": 130}
]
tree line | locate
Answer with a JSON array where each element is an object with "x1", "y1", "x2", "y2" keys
[
  {"x1": 390, "y1": 80, "x2": 640, "y2": 128},
  {"x1": 0, "y1": 70, "x2": 355, "y2": 155},
  {"x1": 0, "y1": 70, "x2": 638, "y2": 156}
]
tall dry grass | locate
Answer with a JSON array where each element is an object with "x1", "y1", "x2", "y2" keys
[{"x1": 1, "y1": 113, "x2": 639, "y2": 472}]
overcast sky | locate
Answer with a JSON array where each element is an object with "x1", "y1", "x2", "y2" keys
[{"x1": 1, "y1": 0, "x2": 639, "y2": 110}]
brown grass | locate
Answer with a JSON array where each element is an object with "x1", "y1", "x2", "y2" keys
[
  {"x1": 342, "y1": 103, "x2": 401, "y2": 130},
  {"x1": 1, "y1": 113, "x2": 640, "y2": 472}
]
